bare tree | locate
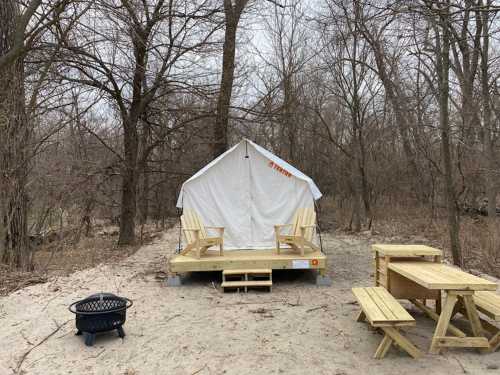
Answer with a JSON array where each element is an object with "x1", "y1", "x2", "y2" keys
[
  {"x1": 212, "y1": 0, "x2": 249, "y2": 158},
  {"x1": 59, "y1": 0, "x2": 220, "y2": 245},
  {"x1": 423, "y1": 0, "x2": 462, "y2": 265},
  {"x1": 0, "y1": 0, "x2": 72, "y2": 270}
]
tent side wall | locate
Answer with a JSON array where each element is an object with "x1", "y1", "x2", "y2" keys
[{"x1": 247, "y1": 145, "x2": 315, "y2": 248}]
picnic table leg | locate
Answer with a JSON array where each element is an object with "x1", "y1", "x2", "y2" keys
[
  {"x1": 410, "y1": 298, "x2": 466, "y2": 338},
  {"x1": 490, "y1": 332, "x2": 500, "y2": 352},
  {"x1": 430, "y1": 291, "x2": 458, "y2": 354},
  {"x1": 383, "y1": 327, "x2": 422, "y2": 359},
  {"x1": 356, "y1": 311, "x2": 366, "y2": 322},
  {"x1": 434, "y1": 256, "x2": 442, "y2": 315},
  {"x1": 462, "y1": 294, "x2": 489, "y2": 352},
  {"x1": 436, "y1": 291, "x2": 442, "y2": 315},
  {"x1": 374, "y1": 334, "x2": 393, "y2": 359}
]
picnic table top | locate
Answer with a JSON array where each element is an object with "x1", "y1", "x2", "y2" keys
[
  {"x1": 372, "y1": 244, "x2": 442, "y2": 257},
  {"x1": 388, "y1": 261, "x2": 497, "y2": 291}
]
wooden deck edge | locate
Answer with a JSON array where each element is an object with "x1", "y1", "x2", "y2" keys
[{"x1": 169, "y1": 249, "x2": 327, "y2": 273}]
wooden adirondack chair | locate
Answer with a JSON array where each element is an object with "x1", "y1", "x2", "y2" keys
[
  {"x1": 180, "y1": 209, "x2": 224, "y2": 258},
  {"x1": 274, "y1": 207, "x2": 319, "y2": 256}
]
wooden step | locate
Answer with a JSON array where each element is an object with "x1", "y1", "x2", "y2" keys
[
  {"x1": 221, "y1": 280, "x2": 272, "y2": 288},
  {"x1": 222, "y1": 268, "x2": 272, "y2": 293},
  {"x1": 223, "y1": 268, "x2": 272, "y2": 276}
]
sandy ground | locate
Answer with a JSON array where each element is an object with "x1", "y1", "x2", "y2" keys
[{"x1": 1, "y1": 228, "x2": 500, "y2": 375}]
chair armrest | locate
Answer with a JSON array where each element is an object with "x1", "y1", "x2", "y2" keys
[
  {"x1": 205, "y1": 226, "x2": 224, "y2": 235},
  {"x1": 274, "y1": 224, "x2": 292, "y2": 236},
  {"x1": 300, "y1": 224, "x2": 316, "y2": 228},
  {"x1": 182, "y1": 227, "x2": 201, "y2": 232},
  {"x1": 274, "y1": 224, "x2": 292, "y2": 228}
]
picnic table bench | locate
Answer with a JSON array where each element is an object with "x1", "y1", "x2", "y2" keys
[
  {"x1": 465, "y1": 291, "x2": 500, "y2": 352},
  {"x1": 352, "y1": 287, "x2": 422, "y2": 359}
]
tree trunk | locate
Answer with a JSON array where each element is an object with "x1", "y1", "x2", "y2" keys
[
  {"x1": 0, "y1": 0, "x2": 31, "y2": 270},
  {"x1": 118, "y1": 119, "x2": 139, "y2": 245},
  {"x1": 213, "y1": 0, "x2": 248, "y2": 159},
  {"x1": 138, "y1": 119, "x2": 151, "y2": 225},
  {"x1": 117, "y1": 23, "x2": 149, "y2": 246},
  {"x1": 437, "y1": 3, "x2": 462, "y2": 266},
  {"x1": 350, "y1": 151, "x2": 363, "y2": 232},
  {"x1": 480, "y1": 1, "x2": 497, "y2": 257},
  {"x1": 283, "y1": 74, "x2": 297, "y2": 163},
  {"x1": 349, "y1": 2, "x2": 367, "y2": 232}
]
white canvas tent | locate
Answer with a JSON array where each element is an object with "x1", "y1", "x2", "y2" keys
[{"x1": 176, "y1": 139, "x2": 322, "y2": 250}]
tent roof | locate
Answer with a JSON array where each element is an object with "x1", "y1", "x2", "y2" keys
[{"x1": 177, "y1": 139, "x2": 322, "y2": 208}]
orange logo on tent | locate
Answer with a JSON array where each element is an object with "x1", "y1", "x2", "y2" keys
[
  {"x1": 311, "y1": 259, "x2": 319, "y2": 266},
  {"x1": 268, "y1": 161, "x2": 292, "y2": 178}
]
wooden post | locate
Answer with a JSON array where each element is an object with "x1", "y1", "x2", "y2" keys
[
  {"x1": 430, "y1": 291, "x2": 458, "y2": 354},
  {"x1": 384, "y1": 256, "x2": 391, "y2": 292}
]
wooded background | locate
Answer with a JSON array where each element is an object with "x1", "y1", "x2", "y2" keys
[{"x1": 1, "y1": 0, "x2": 499, "y2": 273}]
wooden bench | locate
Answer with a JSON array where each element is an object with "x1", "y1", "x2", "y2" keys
[
  {"x1": 471, "y1": 291, "x2": 500, "y2": 352},
  {"x1": 352, "y1": 287, "x2": 422, "y2": 359}
]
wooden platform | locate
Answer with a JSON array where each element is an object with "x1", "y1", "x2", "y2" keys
[{"x1": 169, "y1": 248, "x2": 327, "y2": 274}]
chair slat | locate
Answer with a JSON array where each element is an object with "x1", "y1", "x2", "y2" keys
[
  {"x1": 181, "y1": 215, "x2": 194, "y2": 244},
  {"x1": 303, "y1": 207, "x2": 316, "y2": 241},
  {"x1": 292, "y1": 208, "x2": 304, "y2": 236},
  {"x1": 191, "y1": 211, "x2": 206, "y2": 239}
]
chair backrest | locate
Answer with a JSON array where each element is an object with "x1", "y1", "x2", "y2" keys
[
  {"x1": 181, "y1": 209, "x2": 207, "y2": 243},
  {"x1": 291, "y1": 207, "x2": 316, "y2": 241}
]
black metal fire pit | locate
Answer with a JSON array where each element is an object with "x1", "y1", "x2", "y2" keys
[{"x1": 69, "y1": 293, "x2": 133, "y2": 346}]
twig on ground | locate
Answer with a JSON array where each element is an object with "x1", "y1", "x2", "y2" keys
[
  {"x1": 13, "y1": 275, "x2": 48, "y2": 293},
  {"x1": 16, "y1": 319, "x2": 72, "y2": 373},
  {"x1": 286, "y1": 296, "x2": 301, "y2": 306},
  {"x1": 191, "y1": 363, "x2": 207, "y2": 374},
  {"x1": 41, "y1": 292, "x2": 62, "y2": 312},
  {"x1": 216, "y1": 300, "x2": 282, "y2": 307},
  {"x1": 20, "y1": 331, "x2": 34, "y2": 346},
  {"x1": 88, "y1": 349, "x2": 106, "y2": 359},
  {"x1": 249, "y1": 308, "x2": 281, "y2": 314},
  {"x1": 306, "y1": 304, "x2": 328, "y2": 313},
  {"x1": 452, "y1": 355, "x2": 468, "y2": 374},
  {"x1": 165, "y1": 314, "x2": 182, "y2": 324}
]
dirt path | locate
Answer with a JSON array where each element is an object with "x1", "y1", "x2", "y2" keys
[{"x1": 1, "y1": 228, "x2": 500, "y2": 374}]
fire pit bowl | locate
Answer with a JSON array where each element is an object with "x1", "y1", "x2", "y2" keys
[{"x1": 69, "y1": 293, "x2": 133, "y2": 346}]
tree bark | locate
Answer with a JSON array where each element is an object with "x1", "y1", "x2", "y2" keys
[
  {"x1": 479, "y1": 1, "x2": 497, "y2": 256},
  {"x1": 117, "y1": 19, "x2": 149, "y2": 246},
  {"x1": 118, "y1": 118, "x2": 139, "y2": 245},
  {"x1": 0, "y1": 0, "x2": 31, "y2": 270},
  {"x1": 213, "y1": 0, "x2": 248, "y2": 159},
  {"x1": 436, "y1": 2, "x2": 462, "y2": 266},
  {"x1": 138, "y1": 118, "x2": 151, "y2": 225}
]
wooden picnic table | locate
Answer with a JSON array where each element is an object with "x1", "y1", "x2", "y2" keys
[{"x1": 388, "y1": 261, "x2": 497, "y2": 353}]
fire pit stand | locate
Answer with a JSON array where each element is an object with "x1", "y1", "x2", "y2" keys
[{"x1": 69, "y1": 293, "x2": 133, "y2": 346}]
